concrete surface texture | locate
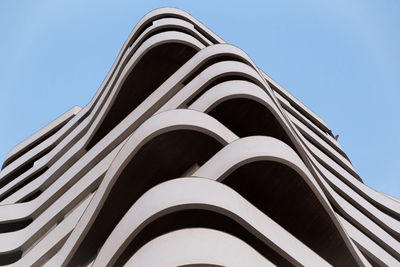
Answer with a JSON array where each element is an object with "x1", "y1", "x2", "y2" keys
[{"x1": 0, "y1": 7, "x2": 399, "y2": 267}]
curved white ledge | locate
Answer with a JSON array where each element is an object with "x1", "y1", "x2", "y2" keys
[
  {"x1": 123, "y1": 8, "x2": 225, "y2": 48},
  {"x1": 287, "y1": 111, "x2": 356, "y2": 176},
  {"x1": 261, "y1": 71, "x2": 330, "y2": 133},
  {"x1": 158, "y1": 61, "x2": 266, "y2": 113},
  {"x1": 319, "y1": 175, "x2": 400, "y2": 259},
  {"x1": 0, "y1": 106, "x2": 85, "y2": 190},
  {"x1": 186, "y1": 79, "x2": 302, "y2": 156},
  {"x1": 124, "y1": 228, "x2": 273, "y2": 267},
  {"x1": 338, "y1": 215, "x2": 400, "y2": 267},
  {"x1": 2, "y1": 106, "x2": 81, "y2": 170},
  {"x1": 0, "y1": 184, "x2": 95, "y2": 255},
  {"x1": 93, "y1": 177, "x2": 329, "y2": 267},
  {"x1": 194, "y1": 136, "x2": 314, "y2": 185},
  {"x1": 8, "y1": 193, "x2": 93, "y2": 267},
  {"x1": 125, "y1": 228, "x2": 272, "y2": 267},
  {"x1": 275, "y1": 92, "x2": 347, "y2": 158},
  {"x1": 314, "y1": 159, "x2": 400, "y2": 238},
  {"x1": 188, "y1": 80, "x2": 274, "y2": 112}
]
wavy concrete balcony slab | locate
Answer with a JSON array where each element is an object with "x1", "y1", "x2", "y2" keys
[{"x1": 0, "y1": 7, "x2": 398, "y2": 267}]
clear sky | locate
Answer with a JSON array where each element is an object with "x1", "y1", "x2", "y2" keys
[{"x1": 0, "y1": 0, "x2": 399, "y2": 197}]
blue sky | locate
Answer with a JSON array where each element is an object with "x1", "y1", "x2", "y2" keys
[{"x1": 0, "y1": 0, "x2": 399, "y2": 197}]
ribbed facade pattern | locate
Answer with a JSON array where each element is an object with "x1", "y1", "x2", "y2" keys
[{"x1": 0, "y1": 8, "x2": 399, "y2": 267}]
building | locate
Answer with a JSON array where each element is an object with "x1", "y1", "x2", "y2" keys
[{"x1": 0, "y1": 7, "x2": 399, "y2": 266}]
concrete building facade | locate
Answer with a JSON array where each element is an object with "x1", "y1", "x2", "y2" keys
[{"x1": 0, "y1": 7, "x2": 399, "y2": 266}]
